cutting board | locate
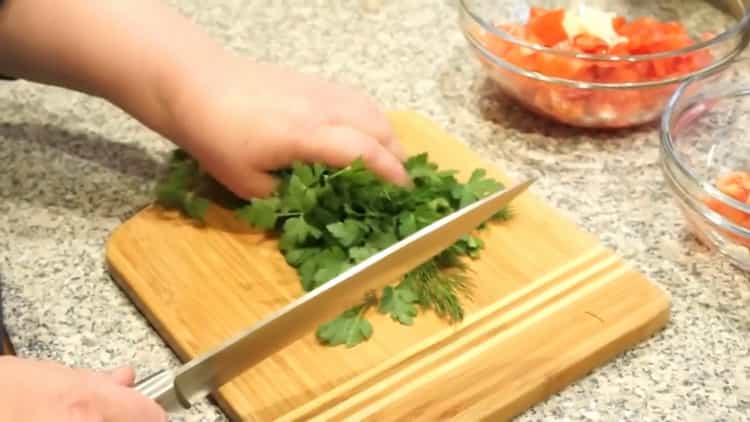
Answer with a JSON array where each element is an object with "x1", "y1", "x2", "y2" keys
[{"x1": 106, "y1": 110, "x2": 670, "y2": 421}]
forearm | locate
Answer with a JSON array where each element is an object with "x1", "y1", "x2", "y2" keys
[{"x1": 0, "y1": 0, "x2": 232, "y2": 138}]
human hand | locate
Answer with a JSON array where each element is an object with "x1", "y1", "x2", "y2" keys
[
  {"x1": 0, "y1": 0, "x2": 408, "y2": 200},
  {"x1": 166, "y1": 56, "x2": 411, "y2": 199},
  {"x1": 0, "y1": 356, "x2": 166, "y2": 421}
]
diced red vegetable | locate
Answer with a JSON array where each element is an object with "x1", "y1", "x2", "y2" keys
[
  {"x1": 527, "y1": 8, "x2": 567, "y2": 47},
  {"x1": 470, "y1": 6, "x2": 715, "y2": 127},
  {"x1": 572, "y1": 34, "x2": 609, "y2": 54},
  {"x1": 702, "y1": 171, "x2": 750, "y2": 247}
]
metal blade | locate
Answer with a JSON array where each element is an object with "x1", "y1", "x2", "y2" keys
[{"x1": 136, "y1": 178, "x2": 534, "y2": 411}]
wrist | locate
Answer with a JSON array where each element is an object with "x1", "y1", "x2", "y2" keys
[
  {"x1": 154, "y1": 49, "x2": 248, "y2": 151},
  {"x1": 104, "y1": 17, "x2": 242, "y2": 151}
]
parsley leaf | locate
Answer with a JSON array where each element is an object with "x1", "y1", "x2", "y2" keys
[
  {"x1": 454, "y1": 168, "x2": 504, "y2": 207},
  {"x1": 279, "y1": 217, "x2": 321, "y2": 251},
  {"x1": 153, "y1": 154, "x2": 212, "y2": 221},
  {"x1": 326, "y1": 219, "x2": 366, "y2": 247},
  {"x1": 316, "y1": 301, "x2": 374, "y2": 347},
  {"x1": 235, "y1": 198, "x2": 281, "y2": 230},
  {"x1": 349, "y1": 245, "x2": 379, "y2": 263},
  {"x1": 184, "y1": 195, "x2": 211, "y2": 221},
  {"x1": 297, "y1": 247, "x2": 349, "y2": 291},
  {"x1": 378, "y1": 285, "x2": 419, "y2": 325}
]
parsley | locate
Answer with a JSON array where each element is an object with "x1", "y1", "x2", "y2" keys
[
  {"x1": 316, "y1": 293, "x2": 376, "y2": 347},
  {"x1": 153, "y1": 150, "x2": 213, "y2": 221},
  {"x1": 154, "y1": 150, "x2": 516, "y2": 347},
  {"x1": 378, "y1": 285, "x2": 419, "y2": 325}
]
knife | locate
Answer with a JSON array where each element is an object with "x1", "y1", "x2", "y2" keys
[{"x1": 135, "y1": 177, "x2": 535, "y2": 412}]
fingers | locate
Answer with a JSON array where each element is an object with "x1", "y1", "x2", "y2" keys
[
  {"x1": 94, "y1": 382, "x2": 168, "y2": 422},
  {"x1": 384, "y1": 135, "x2": 407, "y2": 162},
  {"x1": 194, "y1": 147, "x2": 280, "y2": 200},
  {"x1": 229, "y1": 171, "x2": 280, "y2": 199},
  {"x1": 292, "y1": 124, "x2": 410, "y2": 186},
  {"x1": 105, "y1": 367, "x2": 135, "y2": 387},
  {"x1": 71, "y1": 366, "x2": 165, "y2": 421},
  {"x1": 78, "y1": 366, "x2": 134, "y2": 387},
  {"x1": 325, "y1": 87, "x2": 408, "y2": 162}
]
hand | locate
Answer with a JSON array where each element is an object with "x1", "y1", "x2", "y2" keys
[
  {"x1": 0, "y1": 356, "x2": 166, "y2": 421},
  {"x1": 166, "y1": 56, "x2": 411, "y2": 199},
  {"x1": 0, "y1": 0, "x2": 409, "y2": 200}
]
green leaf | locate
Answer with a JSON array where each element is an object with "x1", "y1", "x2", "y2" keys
[
  {"x1": 427, "y1": 197, "x2": 452, "y2": 213},
  {"x1": 154, "y1": 181, "x2": 188, "y2": 206},
  {"x1": 236, "y1": 198, "x2": 281, "y2": 229},
  {"x1": 284, "y1": 174, "x2": 318, "y2": 212},
  {"x1": 312, "y1": 263, "x2": 350, "y2": 288},
  {"x1": 457, "y1": 169, "x2": 504, "y2": 207},
  {"x1": 413, "y1": 204, "x2": 442, "y2": 227},
  {"x1": 335, "y1": 158, "x2": 378, "y2": 186},
  {"x1": 291, "y1": 161, "x2": 317, "y2": 186},
  {"x1": 405, "y1": 153, "x2": 437, "y2": 181},
  {"x1": 153, "y1": 154, "x2": 205, "y2": 217},
  {"x1": 316, "y1": 304, "x2": 373, "y2": 347},
  {"x1": 464, "y1": 235, "x2": 485, "y2": 258},
  {"x1": 284, "y1": 247, "x2": 317, "y2": 266},
  {"x1": 298, "y1": 258, "x2": 319, "y2": 291},
  {"x1": 378, "y1": 285, "x2": 419, "y2": 325},
  {"x1": 326, "y1": 219, "x2": 366, "y2": 247},
  {"x1": 184, "y1": 195, "x2": 211, "y2": 221},
  {"x1": 296, "y1": 247, "x2": 350, "y2": 291},
  {"x1": 369, "y1": 227, "x2": 399, "y2": 249},
  {"x1": 397, "y1": 213, "x2": 418, "y2": 238},
  {"x1": 279, "y1": 217, "x2": 321, "y2": 250},
  {"x1": 349, "y1": 245, "x2": 379, "y2": 263},
  {"x1": 493, "y1": 206, "x2": 512, "y2": 221}
]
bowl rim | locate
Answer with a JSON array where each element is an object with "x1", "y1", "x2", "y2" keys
[
  {"x1": 660, "y1": 60, "x2": 750, "y2": 239},
  {"x1": 459, "y1": 0, "x2": 750, "y2": 62}
]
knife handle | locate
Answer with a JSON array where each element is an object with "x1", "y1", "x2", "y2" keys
[{"x1": 134, "y1": 369, "x2": 189, "y2": 412}]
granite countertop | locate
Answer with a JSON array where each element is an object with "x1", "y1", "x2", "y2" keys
[{"x1": 2, "y1": 1, "x2": 750, "y2": 421}]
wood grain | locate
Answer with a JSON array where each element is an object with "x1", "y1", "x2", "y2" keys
[{"x1": 106, "y1": 110, "x2": 670, "y2": 421}]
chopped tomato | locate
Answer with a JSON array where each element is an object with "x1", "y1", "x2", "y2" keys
[
  {"x1": 527, "y1": 8, "x2": 567, "y2": 47},
  {"x1": 471, "y1": 6, "x2": 715, "y2": 127},
  {"x1": 612, "y1": 16, "x2": 627, "y2": 33},
  {"x1": 701, "y1": 171, "x2": 750, "y2": 247},
  {"x1": 529, "y1": 6, "x2": 549, "y2": 19},
  {"x1": 573, "y1": 34, "x2": 608, "y2": 54}
]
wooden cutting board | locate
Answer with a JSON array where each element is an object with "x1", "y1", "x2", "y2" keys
[{"x1": 106, "y1": 110, "x2": 670, "y2": 421}]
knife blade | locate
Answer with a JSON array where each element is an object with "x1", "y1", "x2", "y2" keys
[{"x1": 135, "y1": 178, "x2": 535, "y2": 412}]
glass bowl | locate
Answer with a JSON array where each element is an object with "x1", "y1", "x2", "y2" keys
[
  {"x1": 458, "y1": 0, "x2": 750, "y2": 128},
  {"x1": 660, "y1": 58, "x2": 750, "y2": 271}
]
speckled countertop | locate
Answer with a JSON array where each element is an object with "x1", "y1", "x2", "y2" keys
[{"x1": 2, "y1": 1, "x2": 750, "y2": 421}]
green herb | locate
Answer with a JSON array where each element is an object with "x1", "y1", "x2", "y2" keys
[
  {"x1": 378, "y1": 284, "x2": 419, "y2": 325},
  {"x1": 153, "y1": 150, "x2": 514, "y2": 347},
  {"x1": 153, "y1": 150, "x2": 212, "y2": 221},
  {"x1": 316, "y1": 293, "x2": 377, "y2": 347}
]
